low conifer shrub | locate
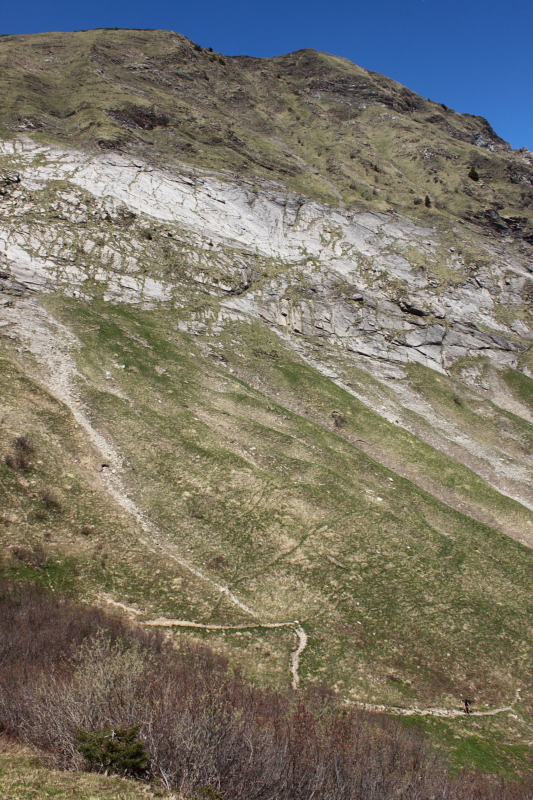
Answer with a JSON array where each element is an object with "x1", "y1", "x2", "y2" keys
[{"x1": 76, "y1": 724, "x2": 149, "y2": 778}]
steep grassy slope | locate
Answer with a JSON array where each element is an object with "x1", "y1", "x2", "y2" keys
[
  {"x1": 3, "y1": 294, "x2": 533, "y2": 772},
  {"x1": 1, "y1": 28, "x2": 533, "y2": 780}
]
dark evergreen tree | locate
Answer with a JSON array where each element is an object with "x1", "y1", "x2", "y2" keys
[{"x1": 76, "y1": 724, "x2": 149, "y2": 778}]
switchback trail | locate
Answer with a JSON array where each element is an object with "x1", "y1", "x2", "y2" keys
[{"x1": 144, "y1": 617, "x2": 308, "y2": 690}]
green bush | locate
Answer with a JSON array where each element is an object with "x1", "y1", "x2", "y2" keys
[
  {"x1": 198, "y1": 787, "x2": 223, "y2": 800},
  {"x1": 76, "y1": 724, "x2": 149, "y2": 778},
  {"x1": 468, "y1": 166, "x2": 480, "y2": 181}
]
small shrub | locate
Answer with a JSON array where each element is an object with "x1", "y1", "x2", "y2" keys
[
  {"x1": 331, "y1": 411, "x2": 346, "y2": 428},
  {"x1": 76, "y1": 724, "x2": 149, "y2": 778},
  {"x1": 14, "y1": 434, "x2": 34, "y2": 454},
  {"x1": 10, "y1": 544, "x2": 46, "y2": 569},
  {"x1": 16, "y1": 453, "x2": 31, "y2": 471},
  {"x1": 425, "y1": 195, "x2": 432, "y2": 207},
  {"x1": 206, "y1": 554, "x2": 228, "y2": 570},
  {"x1": 468, "y1": 165, "x2": 480, "y2": 181},
  {"x1": 5, "y1": 452, "x2": 31, "y2": 471},
  {"x1": 80, "y1": 525, "x2": 94, "y2": 536},
  {"x1": 41, "y1": 488, "x2": 62, "y2": 511}
]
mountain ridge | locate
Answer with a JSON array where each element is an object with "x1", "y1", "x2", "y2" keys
[{"x1": 1, "y1": 29, "x2": 531, "y2": 218}]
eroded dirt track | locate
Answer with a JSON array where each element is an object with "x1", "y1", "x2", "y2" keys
[{"x1": 347, "y1": 688, "x2": 525, "y2": 719}]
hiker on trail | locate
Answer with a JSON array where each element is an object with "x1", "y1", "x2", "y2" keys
[{"x1": 463, "y1": 698, "x2": 472, "y2": 714}]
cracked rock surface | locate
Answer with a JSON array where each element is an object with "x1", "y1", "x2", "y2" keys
[{"x1": 1, "y1": 136, "x2": 533, "y2": 521}]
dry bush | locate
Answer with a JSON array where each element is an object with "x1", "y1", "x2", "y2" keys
[
  {"x1": 40, "y1": 488, "x2": 62, "y2": 511},
  {"x1": 4, "y1": 434, "x2": 35, "y2": 471},
  {"x1": 16, "y1": 453, "x2": 31, "y2": 471},
  {"x1": 9, "y1": 545, "x2": 46, "y2": 570},
  {"x1": 331, "y1": 411, "x2": 346, "y2": 428},
  {"x1": 0, "y1": 580, "x2": 531, "y2": 800},
  {"x1": 4, "y1": 454, "x2": 17, "y2": 469},
  {"x1": 5, "y1": 452, "x2": 31, "y2": 471},
  {"x1": 205, "y1": 555, "x2": 229, "y2": 571},
  {"x1": 14, "y1": 435, "x2": 34, "y2": 454}
]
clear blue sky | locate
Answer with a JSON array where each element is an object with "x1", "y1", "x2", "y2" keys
[{"x1": 2, "y1": 0, "x2": 532, "y2": 150}]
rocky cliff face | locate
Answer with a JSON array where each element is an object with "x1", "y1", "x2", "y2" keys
[
  {"x1": 2, "y1": 30, "x2": 533, "y2": 758},
  {"x1": 2, "y1": 136, "x2": 532, "y2": 376},
  {"x1": 2, "y1": 135, "x2": 533, "y2": 516}
]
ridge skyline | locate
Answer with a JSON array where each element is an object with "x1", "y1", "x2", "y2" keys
[{"x1": 1, "y1": 0, "x2": 532, "y2": 151}]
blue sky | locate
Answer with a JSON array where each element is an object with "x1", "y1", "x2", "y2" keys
[{"x1": 2, "y1": 0, "x2": 532, "y2": 150}]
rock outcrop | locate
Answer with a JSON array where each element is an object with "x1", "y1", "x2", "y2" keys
[{"x1": 1, "y1": 137, "x2": 531, "y2": 379}]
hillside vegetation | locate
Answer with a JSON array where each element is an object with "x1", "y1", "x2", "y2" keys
[
  {"x1": 1, "y1": 27, "x2": 533, "y2": 789},
  {"x1": 1, "y1": 580, "x2": 532, "y2": 799},
  {"x1": 1, "y1": 28, "x2": 533, "y2": 232}
]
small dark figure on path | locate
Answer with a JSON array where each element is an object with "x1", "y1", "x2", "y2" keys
[{"x1": 463, "y1": 698, "x2": 472, "y2": 714}]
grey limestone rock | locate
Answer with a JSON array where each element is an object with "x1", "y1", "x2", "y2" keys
[{"x1": 0, "y1": 137, "x2": 530, "y2": 377}]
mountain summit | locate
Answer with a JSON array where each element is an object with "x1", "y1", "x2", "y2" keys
[{"x1": 1, "y1": 28, "x2": 532, "y2": 224}]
